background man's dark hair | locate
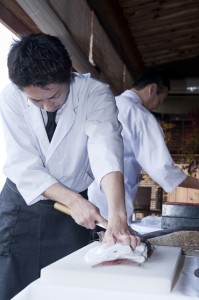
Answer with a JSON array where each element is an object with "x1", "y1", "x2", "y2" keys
[
  {"x1": 132, "y1": 69, "x2": 170, "y2": 94},
  {"x1": 8, "y1": 33, "x2": 72, "y2": 89}
]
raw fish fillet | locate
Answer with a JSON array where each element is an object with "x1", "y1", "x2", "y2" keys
[{"x1": 85, "y1": 242, "x2": 152, "y2": 268}]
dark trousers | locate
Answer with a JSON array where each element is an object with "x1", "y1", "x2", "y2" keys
[{"x1": 0, "y1": 179, "x2": 91, "y2": 300}]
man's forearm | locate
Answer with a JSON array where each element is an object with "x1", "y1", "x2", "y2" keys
[
  {"x1": 42, "y1": 183, "x2": 108, "y2": 229},
  {"x1": 179, "y1": 176, "x2": 199, "y2": 189},
  {"x1": 101, "y1": 171, "x2": 127, "y2": 221},
  {"x1": 42, "y1": 183, "x2": 80, "y2": 207}
]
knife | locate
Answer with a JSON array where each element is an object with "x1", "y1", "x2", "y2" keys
[
  {"x1": 54, "y1": 203, "x2": 199, "y2": 245},
  {"x1": 53, "y1": 203, "x2": 175, "y2": 238}
]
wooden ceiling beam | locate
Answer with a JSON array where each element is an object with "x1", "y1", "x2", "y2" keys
[
  {"x1": 87, "y1": 0, "x2": 144, "y2": 78},
  {"x1": 16, "y1": 0, "x2": 100, "y2": 79},
  {"x1": 0, "y1": 0, "x2": 40, "y2": 35}
]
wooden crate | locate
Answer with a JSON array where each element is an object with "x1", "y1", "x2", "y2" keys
[
  {"x1": 167, "y1": 164, "x2": 199, "y2": 204},
  {"x1": 167, "y1": 187, "x2": 199, "y2": 204}
]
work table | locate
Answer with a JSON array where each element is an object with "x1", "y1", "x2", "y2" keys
[{"x1": 12, "y1": 247, "x2": 199, "y2": 300}]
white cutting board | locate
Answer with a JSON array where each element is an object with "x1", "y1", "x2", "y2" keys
[{"x1": 41, "y1": 242, "x2": 182, "y2": 294}]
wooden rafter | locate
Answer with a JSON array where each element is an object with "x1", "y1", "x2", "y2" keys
[
  {"x1": 87, "y1": 0, "x2": 144, "y2": 78},
  {"x1": 0, "y1": 0, "x2": 40, "y2": 35}
]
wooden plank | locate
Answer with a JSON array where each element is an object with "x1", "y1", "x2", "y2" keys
[
  {"x1": 134, "y1": 27, "x2": 199, "y2": 43},
  {"x1": 48, "y1": 0, "x2": 91, "y2": 59},
  {"x1": 119, "y1": 0, "x2": 199, "y2": 13},
  {"x1": 167, "y1": 189, "x2": 176, "y2": 203},
  {"x1": 140, "y1": 42, "x2": 199, "y2": 55},
  {"x1": 120, "y1": 1, "x2": 199, "y2": 21},
  {"x1": 176, "y1": 188, "x2": 188, "y2": 203},
  {"x1": 167, "y1": 187, "x2": 189, "y2": 204},
  {"x1": 0, "y1": 0, "x2": 39, "y2": 34},
  {"x1": 188, "y1": 189, "x2": 199, "y2": 204},
  {"x1": 129, "y1": 17, "x2": 199, "y2": 32},
  {"x1": 0, "y1": 3, "x2": 30, "y2": 35}
]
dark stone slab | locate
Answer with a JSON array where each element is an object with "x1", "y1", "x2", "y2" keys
[
  {"x1": 161, "y1": 216, "x2": 199, "y2": 229},
  {"x1": 162, "y1": 203, "x2": 199, "y2": 218}
]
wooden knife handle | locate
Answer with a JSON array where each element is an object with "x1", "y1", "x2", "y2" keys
[{"x1": 54, "y1": 202, "x2": 71, "y2": 215}]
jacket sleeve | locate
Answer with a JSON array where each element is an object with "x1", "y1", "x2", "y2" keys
[
  {"x1": 0, "y1": 84, "x2": 58, "y2": 204},
  {"x1": 85, "y1": 80, "x2": 124, "y2": 186},
  {"x1": 132, "y1": 113, "x2": 186, "y2": 192}
]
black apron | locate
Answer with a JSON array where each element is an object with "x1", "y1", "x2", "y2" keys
[{"x1": 0, "y1": 179, "x2": 91, "y2": 300}]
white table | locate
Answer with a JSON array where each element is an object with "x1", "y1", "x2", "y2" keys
[
  {"x1": 12, "y1": 219, "x2": 199, "y2": 300},
  {"x1": 12, "y1": 254, "x2": 199, "y2": 300}
]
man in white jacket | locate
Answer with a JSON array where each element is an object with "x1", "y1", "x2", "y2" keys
[
  {"x1": 0, "y1": 33, "x2": 140, "y2": 300},
  {"x1": 88, "y1": 69, "x2": 199, "y2": 224}
]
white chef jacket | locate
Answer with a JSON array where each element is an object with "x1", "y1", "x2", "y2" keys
[
  {"x1": 0, "y1": 73, "x2": 123, "y2": 205},
  {"x1": 88, "y1": 90, "x2": 186, "y2": 223}
]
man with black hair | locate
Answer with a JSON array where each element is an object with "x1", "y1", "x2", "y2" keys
[
  {"x1": 0, "y1": 33, "x2": 140, "y2": 300},
  {"x1": 89, "y1": 69, "x2": 199, "y2": 224}
]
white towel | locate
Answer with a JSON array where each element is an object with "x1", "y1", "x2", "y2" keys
[{"x1": 84, "y1": 242, "x2": 148, "y2": 265}]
